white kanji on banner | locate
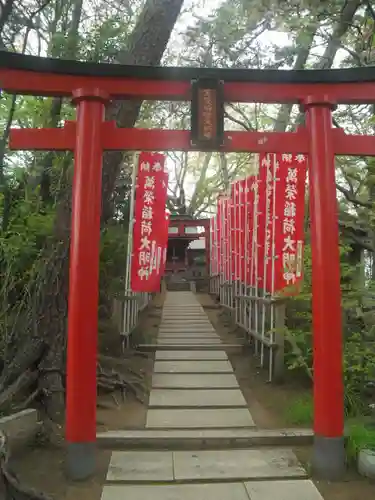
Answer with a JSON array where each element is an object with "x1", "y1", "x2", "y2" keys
[
  {"x1": 141, "y1": 220, "x2": 152, "y2": 236},
  {"x1": 140, "y1": 236, "x2": 151, "y2": 250},
  {"x1": 142, "y1": 206, "x2": 153, "y2": 220},
  {"x1": 140, "y1": 162, "x2": 150, "y2": 171},
  {"x1": 137, "y1": 267, "x2": 150, "y2": 280},
  {"x1": 144, "y1": 176, "x2": 155, "y2": 189},
  {"x1": 143, "y1": 190, "x2": 155, "y2": 205}
]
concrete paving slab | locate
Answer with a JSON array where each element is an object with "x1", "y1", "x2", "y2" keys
[
  {"x1": 161, "y1": 319, "x2": 211, "y2": 322},
  {"x1": 146, "y1": 408, "x2": 255, "y2": 428},
  {"x1": 158, "y1": 334, "x2": 217, "y2": 338},
  {"x1": 245, "y1": 480, "x2": 324, "y2": 500},
  {"x1": 156, "y1": 339, "x2": 221, "y2": 343},
  {"x1": 162, "y1": 316, "x2": 212, "y2": 326},
  {"x1": 162, "y1": 311, "x2": 204, "y2": 314},
  {"x1": 161, "y1": 318, "x2": 210, "y2": 322},
  {"x1": 162, "y1": 313, "x2": 207, "y2": 316},
  {"x1": 143, "y1": 344, "x2": 242, "y2": 352},
  {"x1": 161, "y1": 324, "x2": 214, "y2": 326},
  {"x1": 162, "y1": 314, "x2": 206, "y2": 317},
  {"x1": 159, "y1": 327, "x2": 216, "y2": 332},
  {"x1": 158, "y1": 329, "x2": 217, "y2": 334},
  {"x1": 157, "y1": 335, "x2": 219, "y2": 340},
  {"x1": 162, "y1": 310, "x2": 205, "y2": 313},
  {"x1": 152, "y1": 373, "x2": 239, "y2": 388},
  {"x1": 149, "y1": 389, "x2": 247, "y2": 407},
  {"x1": 154, "y1": 360, "x2": 233, "y2": 373},
  {"x1": 173, "y1": 449, "x2": 306, "y2": 481},
  {"x1": 162, "y1": 315, "x2": 209, "y2": 318},
  {"x1": 155, "y1": 351, "x2": 228, "y2": 360},
  {"x1": 107, "y1": 451, "x2": 173, "y2": 481},
  {"x1": 157, "y1": 336, "x2": 219, "y2": 340},
  {"x1": 97, "y1": 428, "x2": 314, "y2": 450},
  {"x1": 160, "y1": 327, "x2": 213, "y2": 330},
  {"x1": 157, "y1": 338, "x2": 222, "y2": 345},
  {"x1": 101, "y1": 483, "x2": 250, "y2": 500},
  {"x1": 162, "y1": 308, "x2": 203, "y2": 310}
]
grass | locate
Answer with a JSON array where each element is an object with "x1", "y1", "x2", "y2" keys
[
  {"x1": 285, "y1": 393, "x2": 375, "y2": 464},
  {"x1": 346, "y1": 421, "x2": 375, "y2": 462},
  {"x1": 284, "y1": 394, "x2": 313, "y2": 426}
]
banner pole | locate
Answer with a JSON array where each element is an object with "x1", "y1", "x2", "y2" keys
[{"x1": 123, "y1": 152, "x2": 139, "y2": 335}]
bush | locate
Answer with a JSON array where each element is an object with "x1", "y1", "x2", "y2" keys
[
  {"x1": 284, "y1": 243, "x2": 375, "y2": 418},
  {"x1": 346, "y1": 422, "x2": 375, "y2": 463}
]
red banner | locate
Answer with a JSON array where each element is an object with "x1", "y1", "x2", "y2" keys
[
  {"x1": 230, "y1": 181, "x2": 241, "y2": 281},
  {"x1": 255, "y1": 153, "x2": 306, "y2": 294},
  {"x1": 222, "y1": 197, "x2": 231, "y2": 282},
  {"x1": 159, "y1": 211, "x2": 170, "y2": 278},
  {"x1": 130, "y1": 152, "x2": 168, "y2": 292},
  {"x1": 209, "y1": 216, "x2": 218, "y2": 275},
  {"x1": 271, "y1": 153, "x2": 307, "y2": 294},
  {"x1": 210, "y1": 155, "x2": 306, "y2": 296}
]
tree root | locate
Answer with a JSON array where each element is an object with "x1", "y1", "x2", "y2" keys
[
  {"x1": 0, "y1": 355, "x2": 149, "y2": 415},
  {"x1": 97, "y1": 363, "x2": 148, "y2": 404},
  {"x1": 0, "y1": 431, "x2": 53, "y2": 500}
]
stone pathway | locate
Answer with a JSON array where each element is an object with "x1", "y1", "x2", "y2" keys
[{"x1": 100, "y1": 291, "x2": 324, "y2": 499}]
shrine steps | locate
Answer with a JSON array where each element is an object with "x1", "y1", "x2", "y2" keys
[{"x1": 100, "y1": 291, "x2": 324, "y2": 500}]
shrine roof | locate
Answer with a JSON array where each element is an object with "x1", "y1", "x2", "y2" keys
[{"x1": 1, "y1": 51, "x2": 375, "y2": 84}]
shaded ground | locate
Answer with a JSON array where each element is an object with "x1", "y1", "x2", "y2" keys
[
  {"x1": 9, "y1": 294, "x2": 163, "y2": 500},
  {"x1": 198, "y1": 292, "x2": 375, "y2": 500}
]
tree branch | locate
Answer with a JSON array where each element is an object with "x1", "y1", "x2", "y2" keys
[{"x1": 336, "y1": 182, "x2": 373, "y2": 209}]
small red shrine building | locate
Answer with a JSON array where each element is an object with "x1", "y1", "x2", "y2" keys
[{"x1": 164, "y1": 214, "x2": 209, "y2": 289}]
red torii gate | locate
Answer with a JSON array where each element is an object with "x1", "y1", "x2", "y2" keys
[{"x1": 2, "y1": 52, "x2": 375, "y2": 481}]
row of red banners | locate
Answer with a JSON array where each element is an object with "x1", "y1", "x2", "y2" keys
[
  {"x1": 130, "y1": 152, "x2": 170, "y2": 292},
  {"x1": 210, "y1": 153, "x2": 307, "y2": 295}
]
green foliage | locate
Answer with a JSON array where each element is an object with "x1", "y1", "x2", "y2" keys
[
  {"x1": 284, "y1": 394, "x2": 313, "y2": 426},
  {"x1": 346, "y1": 423, "x2": 375, "y2": 462},
  {"x1": 285, "y1": 240, "x2": 375, "y2": 417},
  {"x1": 99, "y1": 224, "x2": 128, "y2": 296}
]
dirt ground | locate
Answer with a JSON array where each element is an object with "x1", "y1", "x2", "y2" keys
[
  {"x1": 9, "y1": 290, "x2": 375, "y2": 499},
  {"x1": 10, "y1": 294, "x2": 163, "y2": 500}
]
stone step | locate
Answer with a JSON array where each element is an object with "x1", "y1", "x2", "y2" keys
[
  {"x1": 146, "y1": 408, "x2": 255, "y2": 428},
  {"x1": 148, "y1": 389, "x2": 247, "y2": 408},
  {"x1": 158, "y1": 329, "x2": 217, "y2": 334},
  {"x1": 138, "y1": 344, "x2": 243, "y2": 352},
  {"x1": 153, "y1": 360, "x2": 233, "y2": 374},
  {"x1": 159, "y1": 327, "x2": 216, "y2": 332},
  {"x1": 157, "y1": 336, "x2": 220, "y2": 341},
  {"x1": 97, "y1": 428, "x2": 314, "y2": 450},
  {"x1": 160, "y1": 324, "x2": 213, "y2": 328},
  {"x1": 162, "y1": 309, "x2": 204, "y2": 312},
  {"x1": 158, "y1": 336, "x2": 218, "y2": 340},
  {"x1": 157, "y1": 338, "x2": 222, "y2": 345},
  {"x1": 152, "y1": 373, "x2": 240, "y2": 389},
  {"x1": 102, "y1": 480, "x2": 324, "y2": 500},
  {"x1": 105, "y1": 448, "x2": 307, "y2": 483},
  {"x1": 155, "y1": 351, "x2": 228, "y2": 360}
]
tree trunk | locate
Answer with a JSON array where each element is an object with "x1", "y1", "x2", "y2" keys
[
  {"x1": 101, "y1": 0, "x2": 185, "y2": 222},
  {"x1": 0, "y1": 0, "x2": 184, "y2": 421}
]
